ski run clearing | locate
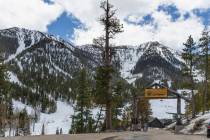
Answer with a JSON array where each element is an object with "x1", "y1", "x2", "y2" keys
[{"x1": 4, "y1": 100, "x2": 102, "y2": 136}]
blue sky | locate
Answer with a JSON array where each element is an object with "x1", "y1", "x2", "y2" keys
[
  {"x1": 193, "y1": 8, "x2": 210, "y2": 25},
  {"x1": 157, "y1": 4, "x2": 181, "y2": 22},
  {"x1": 47, "y1": 12, "x2": 82, "y2": 41},
  {"x1": 1, "y1": 0, "x2": 210, "y2": 49}
]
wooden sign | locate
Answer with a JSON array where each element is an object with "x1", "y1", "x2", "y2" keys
[{"x1": 145, "y1": 88, "x2": 168, "y2": 98}]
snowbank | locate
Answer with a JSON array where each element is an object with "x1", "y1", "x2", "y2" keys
[{"x1": 180, "y1": 113, "x2": 210, "y2": 135}]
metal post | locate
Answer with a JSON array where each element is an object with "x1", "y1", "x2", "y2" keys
[
  {"x1": 132, "y1": 96, "x2": 138, "y2": 131},
  {"x1": 177, "y1": 96, "x2": 182, "y2": 125}
]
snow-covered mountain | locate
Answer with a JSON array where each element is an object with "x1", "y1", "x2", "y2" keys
[
  {"x1": 0, "y1": 27, "x2": 185, "y2": 85},
  {"x1": 0, "y1": 27, "x2": 187, "y2": 135},
  {"x1": 112, "y1": 42, "x2": 184, "y2": 84},
  {"x1": 0, "y1": 27, "x2": 99, "y2": 112}
]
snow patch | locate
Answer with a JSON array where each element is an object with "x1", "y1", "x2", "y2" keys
[
  {"x1": 6, "y1": 29, "x2": 26, "y2": 62},
  {"x1": 32, "y1": 101, "x2": 74, "y2": 135},
  {"x1": 8, "y1": 71, "x2": 22, "y2": 85},
  {"x1": 150, "y1": 99, "x2": 186, "y2": 119}
]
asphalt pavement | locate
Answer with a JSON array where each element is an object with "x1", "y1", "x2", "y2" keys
[
  {"x1": 0, "y1": 129, "x2": 208, "y2": 140},
  {"x1": 112, "y1": 129, "x2": 208, "y2": 140}
]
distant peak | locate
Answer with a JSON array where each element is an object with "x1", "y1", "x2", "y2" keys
[
  {"x1": 0, "y1": 27, "x2": 44, "y2": 34},
  {"x1": 146, "y1": 41, "x2": 161, "y2": 46},
  {"x1": 3, "y1": 27, "x2": 26, "y2": 31}
]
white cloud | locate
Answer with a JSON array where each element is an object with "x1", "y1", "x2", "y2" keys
[
  {"x1": 52, "y1": 0, "x2": 102, "y2": 26},
  {"x1": 50, "y1": 0, "x2": 208, "y2": 50},
  {"x1": 72, "y1": 22, "x2": 103, "y2": 45},
  {"x1": 112, "y1": 11, "x2": 204, "y2": 50},
  {"x1": 152, "y1": 11, "x2": 204, "y2": 50},
  {"x1": 0, "y1": 0, "x2": 208, "y2": 50},
  {"x1": 0, "y1": 0, "x2": 63, "y2": 31}
]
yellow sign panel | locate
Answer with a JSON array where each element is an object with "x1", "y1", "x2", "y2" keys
[{"x1": 145, "y1": 88, "x2": 168, "y2": 98}]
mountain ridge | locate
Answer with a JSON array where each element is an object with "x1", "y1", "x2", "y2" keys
[{"x1": 0, "y1": 27, "x2": 185, "y2": 84}]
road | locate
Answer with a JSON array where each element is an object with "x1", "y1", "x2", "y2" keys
[
  {"x1": 114, "y1": 129, "x2": 207, "y2": 140},
  {"x1": 0, "y1": 129, "x2": 208, "y2": 140}
]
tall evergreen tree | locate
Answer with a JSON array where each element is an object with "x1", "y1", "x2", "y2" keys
[
  {"x1": 0, "y1": 51, "x2": 9, "y2": 137},
  {"x1": 93, "y1": 0, "x2": 123, "y2": 130},
  {"x1": 199, "y1": 29, "x2": 210, "y2": 114},
  {"x1": 0, "y1": 103, "x2": 6, "y2": 137},
  {"x1": 130, "y1": 85, "x2": 139, "y2": 131},
  {"x1": 182, "y1": 35, "x2": 197, "y2": 118},
  {"x1": 138, "y1": 98, "x2": 151, "y2": 128},
  {"x1": 70, "y1": 69, "x2": 93, "y2": 133},
  {"x1": 18, "y1": 108, "x2": 30, "y2": 136},
  {"x1": 111, "y1": 80, "x2": 128, "y2": 129},
  {"x1": 7, "y1": 99, "x2": 13, "y2": 136}
]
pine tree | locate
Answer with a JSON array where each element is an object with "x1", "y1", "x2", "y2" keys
[
  {"x1": 0, "y1": 103, "x2": 6, "y2": 137},
  {"x1": 70, "y1": 69, "x2": 93, "y2": 133},
  {"x1": 18, "y1": 108, "x2": 30, "y2": 136},
  {"x1": 7, "y1": 99, "x2": 13, "y2": 136},
  {"x1": 138, "y1": 98, "x2": 152, "y2": 128},
  {"x1": 182, "y1": 35, "x2": 197, "y2": 118},
  {"x1": 0, "y1": 51, "x2": 9, "y2": 137},
  {"x1": 93, "y1": 0, "x2": 123, "y2": 130},
  {"x1": 112, "y1": 80, "x2": 127, "y2": 129},
  {"x1": 199, "y1": 29, "x2": 210, "y2": 114},
  {"x1": 195, "y1": 82, "x2": 205, "y2": 113},
  {"x1": 130, "y1": 84, "x2": 138, "y2": 131},
  {"x1": 94, "y1": 67, "x2": 112, "y2": 105},
  {"x1": 69, "y1": 116, "x2": 75, "y2": 134}
]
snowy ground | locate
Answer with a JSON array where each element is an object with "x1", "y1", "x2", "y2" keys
[
  {"x1": 150, "y1": 99, "x2": 186, "y2": 119},
  {"x1": 165, "y1": 112, "x2": 210, "y2": 135},
  {"x1": 6, "y1": 101, "x2": 74, "y2": 136},
  {"x1": 5, "y1": 100, "x2": 103, "y2": 137},
  {"x1": 31, "y1": 101, "x2": 74, "y2": 135},
  {"x1": 180, "y1": 113, "x2": 210, "y2": 135}
]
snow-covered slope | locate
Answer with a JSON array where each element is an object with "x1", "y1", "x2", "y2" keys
[
  {"x1": 4, "y1": 100, "x2": 73, "y2": 136},
  {"x1": 112, "y1": 42, "x2": 184, "y2": 83},
  {"x1": 179, "y1": 113, "x2": 210, "y2": 135},
  {"x1": 165, "y1": 113, "x2": 210, "y2": 135},
  {"x1": 0, "y1": 27, "x2": 99, "y2": 113},
  {"x1": 131, "y1": 42, "x2": 184, "y2": 82},
  {"x1": 5, "y1": 100, "x2": 102, "y2": 136}
]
